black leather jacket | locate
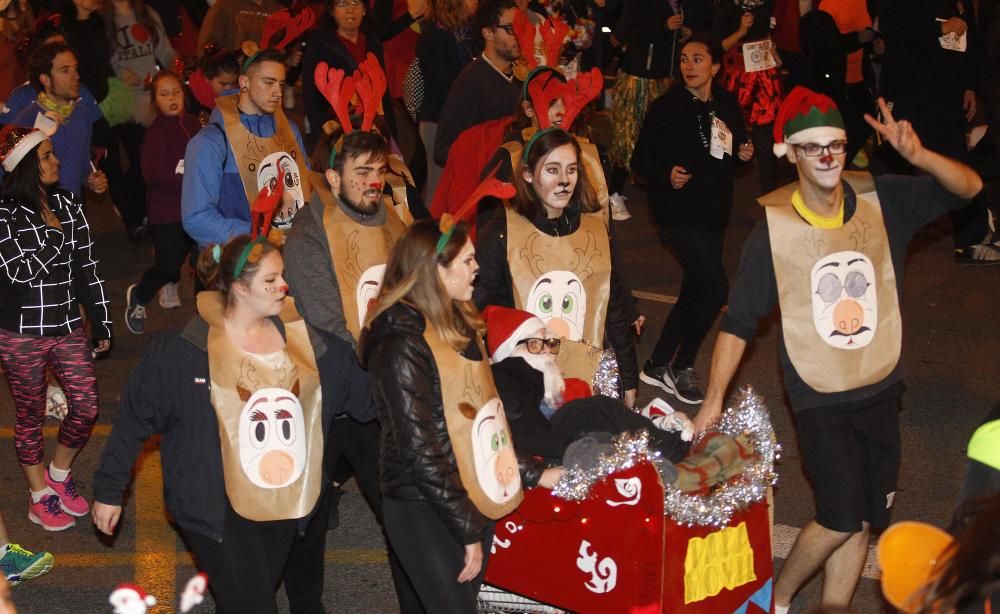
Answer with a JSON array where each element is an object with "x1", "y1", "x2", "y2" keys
[{"x1": 363, "y1": 302, "x2": 543, "y2": 545}]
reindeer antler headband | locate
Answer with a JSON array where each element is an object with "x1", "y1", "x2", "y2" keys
[
  {"x1": 436, "y1": 166, "x2": 516, "y2": 254},
  {"x1": 314, "y1": 53, "x2": 388, "y2": 167},
  {"x1": 241, "y1": 2, "x2": 316, "y2": 72},
  {"x1": 525, "y1": 67, "x2": 603, "y2": 130}
]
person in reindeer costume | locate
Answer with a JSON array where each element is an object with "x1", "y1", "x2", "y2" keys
[
  {"x1": 93, "y1": 194, "x2": 369, "y2": 613},
  {"x1": 281, "y1": 53, "x2": 425, "y2": 614},
  {"x1": 182, "y1": 9, "x2": 315, "y2": 248},
  {"x1": 692, "y1": 86, "x2": 983, "y2": 612},
  {"x1": 474, "y1": 127, "x2": 642, "y2": 408}
]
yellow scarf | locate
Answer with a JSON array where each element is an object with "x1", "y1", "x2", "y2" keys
[{"x1": 36, "y1": 92, "x2": 76, "y2": 125}]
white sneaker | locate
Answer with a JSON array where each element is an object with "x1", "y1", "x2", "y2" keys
[
  {"x1": 159, "y1": 283, "x2": 182, "y2": 309},
  {"x1": 609, "y1": 192, "x2": 632, "y2": 221}
]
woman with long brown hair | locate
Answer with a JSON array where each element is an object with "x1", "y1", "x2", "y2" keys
[{"x1": 364, "y1": 218, "x2": 561, "y2": 611}]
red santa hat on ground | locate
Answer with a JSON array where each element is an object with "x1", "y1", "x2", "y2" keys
[
  {"x1": 772, "y1": 86, "x2": 847, "y2": 158},
  {"x1": 482, "y1": 305, "x2": 547, "y2": 363},
  {"x1": 0, "y1": 125, "x2": 47, "y2": 173}
]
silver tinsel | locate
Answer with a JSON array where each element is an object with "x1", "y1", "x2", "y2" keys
[
  {"x1": 552, "y1": 386, "x2": 780, "y2": 528},
  {"x1": 591, "y1": 349, "x2": 620, "y2": 399}
]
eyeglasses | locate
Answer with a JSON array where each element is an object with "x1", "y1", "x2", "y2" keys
[
  {"x1": 517, "y1": 337, "x2": 562, "y2": 354},
  {"x1": 794, "y1": 140, "x2": 848, "y2": 157},
  {"x1": 334, "y1": 0, "x2": 362, "y2": 7},
  {"x1": 496, "y1": 23, "x2": 516, "y2": 35}
]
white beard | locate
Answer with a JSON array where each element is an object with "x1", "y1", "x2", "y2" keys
[{"x1": 516, "y1": 348, "x2": 565, "y2": 407}]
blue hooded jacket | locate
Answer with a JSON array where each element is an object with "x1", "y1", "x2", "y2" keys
[{"x1": 181, "y1": 100, "x2": 307, "y2": 248}]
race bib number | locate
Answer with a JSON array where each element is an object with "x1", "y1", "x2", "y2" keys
[
  {"x1": 710, "y1": 117, "x2": 733, "y2": 160},
  {"x1": 742, "y1": 40, "x2": 776, "y2": 72},
  {"x1": 33, "y1": 111, "x2": 58, "y2": 136}
]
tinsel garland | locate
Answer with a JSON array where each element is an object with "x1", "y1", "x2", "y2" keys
[
  {"x1": 591, "y1": 349, "x2": 620, "y2": 398},
  {"x1": 553, "y1": 386, "x2": 780, "y2": 527}
]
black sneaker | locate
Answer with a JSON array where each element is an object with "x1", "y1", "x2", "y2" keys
[
  {"x1": 639, "y1": 361, "x2": 704, "y2": 404},
  {"x1": 954, "y1": 243, "x2": 1000, "y2": 265},
  {"x1": 125, "y1": 284, "x2": 146, "y2": 334}
]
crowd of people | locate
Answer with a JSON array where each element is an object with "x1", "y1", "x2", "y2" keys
[{"x1": 0, "y1": 0, "x2": 999, "y2": 612}]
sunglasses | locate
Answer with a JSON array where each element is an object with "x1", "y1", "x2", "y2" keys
[{"x1": 517, "y1": 337, "x2": 562, "y2": 354}]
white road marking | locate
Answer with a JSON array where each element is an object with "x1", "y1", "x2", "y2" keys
[{"x1": 774, "y1": 524, "x2": 881, "y2": 580}]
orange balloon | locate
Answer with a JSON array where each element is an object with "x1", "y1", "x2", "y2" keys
[{"x1": 877, "y1": 521, "x2": 956, "y2": 613}]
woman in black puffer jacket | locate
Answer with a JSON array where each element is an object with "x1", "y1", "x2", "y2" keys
[{"x1": 363, "y1": 219, "x2": 561, "y2": 613}]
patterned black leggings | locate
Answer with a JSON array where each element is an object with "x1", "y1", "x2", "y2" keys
[{"x1": 0, "y1": 327, "x2": 99, "y2": 465}]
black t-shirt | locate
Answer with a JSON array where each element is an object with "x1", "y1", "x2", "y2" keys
[{"x1": 721, "y1": 174, "x2": 967, "y2": 410}]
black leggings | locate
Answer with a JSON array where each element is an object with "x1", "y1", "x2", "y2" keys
[
  {"x1": 107, "y1": 121, "x2": 147, "y2": 232},
  {"x1": 648, "y1": 225, "x2": 728, "y2": 371},
  {"x1": 134, "y1": 223, "x2": 191, "y2": 305},
  {"x1": 383, "y1": 497, "x2": 493, "y2": 613},
  {"x1": 181, "y1": 505, "x2": 296, "y2": 614}
]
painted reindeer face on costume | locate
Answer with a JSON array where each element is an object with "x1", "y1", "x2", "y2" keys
[
  {"x1": 526, "y1": 270, "x2": 587, "y2": 341},
  {"x1": 810, "y1": 250, "x2": 878, "y2": 350},
  {"x1": 258, "y1": 152, "x2": 304, "y2": 230},
  {"x1": 355, "y1": 263, "x2": 386, "y2": 329},
  {"x1": 462, "y1": 399, "x2": 520, "y2": 504},
  {"x1": 237, "y1": 382, "x2": 307, "y2": 488}
]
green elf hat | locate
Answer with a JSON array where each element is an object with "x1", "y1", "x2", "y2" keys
[
  {"x1": 968, "y1": 416, "x2": 1000, "y2": 471},
  {"x1": 772, "y1": 86, "x2": 846, "y2": 158}
]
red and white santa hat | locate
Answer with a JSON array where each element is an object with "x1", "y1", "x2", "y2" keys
[
  {"x1": 0, "y1": 125, "x2": 47, "y2": 173},
  {"x1": 772, "y1": 86, "x2": 847, "y2": 158},
  {"x1": 482, "y1": 305, "x2": 546, "y2": 363}
]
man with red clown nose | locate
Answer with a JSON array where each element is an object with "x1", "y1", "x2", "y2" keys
[{"x1": 691, "y1": 86, "x2": 983, "y2": 612}]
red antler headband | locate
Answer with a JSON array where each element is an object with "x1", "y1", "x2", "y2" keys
[
  {"x1": 513, "y1": 10, "x2": 539, "y2": 70},
  {"x1": 437, "y1": 166, "x2": 515, "y2": 254},
  {"x1": 353, "y1": 53, "x2": 387, "y2": 132},
  {"x1": 250, "y1": 167, "x2": 285, "y2": 240},
  {"x1": 559, "y1": 67, "x2": 603, "y2": 129},
  {"x1": 261, "y1": 3, "x2": 316, "y2": 50},
  {"x1": 315, "y1": 62, "x2": 356, "y2": 135},
  {"x1": 539, "y1": 16, "x2": 570, "y2": 67}
]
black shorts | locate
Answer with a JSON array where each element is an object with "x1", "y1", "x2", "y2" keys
[{"x1": 795, "y1": 395, "x2": 902, "y2": 533}]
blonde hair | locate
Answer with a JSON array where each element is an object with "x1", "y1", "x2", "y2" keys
[
  {"x1": 366, "y1": 219, "x2": 483, "y2": 351},
  {"x1": 196, "y1": 233, "x2": 282, "y2": 305}
]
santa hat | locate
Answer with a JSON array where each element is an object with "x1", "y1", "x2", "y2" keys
[
  {"x1": 0, "y1": 125, "x2": 46, "y2": 173},
  {"x1": 109, "y1": 583, "x2": 157, "y2": 611},
  {"x1": 772, "y1": 86, "x2": 846, "y2": 158},
  {"x1": 482, "y1": 305, "x2": 546, "y2": 363}
]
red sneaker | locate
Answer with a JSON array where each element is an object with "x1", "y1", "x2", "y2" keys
[
  {"x1": 45, "y1": 468, "x2": 90, "y2": 517},
  {"x1": 28, "y1": 493, "x2": 76, "y2": 531}
]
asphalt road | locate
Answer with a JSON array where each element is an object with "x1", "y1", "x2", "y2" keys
[{"x1": 1, "y1": 157, "x2": 998, "y2": 613}]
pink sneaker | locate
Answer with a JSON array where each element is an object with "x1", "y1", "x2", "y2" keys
[
  {"x1": 28, "y1": 493, "x2": 76, "y2": 531},
  {"x1": 45, "y1": 468, "x2": 90, "y2": 517}
]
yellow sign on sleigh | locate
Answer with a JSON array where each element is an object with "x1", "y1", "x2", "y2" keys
[{"x1": 683, "y1": 521, "x2": 757, "y2": 604}]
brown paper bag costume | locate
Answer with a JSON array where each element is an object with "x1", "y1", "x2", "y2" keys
[
  {"x1": 199, "y1": 292, "x2": 324, "y2": 521},
  {"x1": 506, "y1": 207, "x2": 612, "y2": 382},
  {"x1": 311, "y1": 171, "x2": 408, "y2": 342},
  {"x1": 760, "y1": 172, "x2": 902, "y2": 393},
  {"x1": 422, "y1": 323, "x2": 524, "y2": 520},
  {"x1": 217, "y1": 94, "x2": 311, "y2": 231}
]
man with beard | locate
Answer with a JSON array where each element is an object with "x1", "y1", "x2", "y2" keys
[
  {"x1": 691, "y1": 87, "x2": 983, "y2": 613},
  {"x1": 182, "y1": 48, "x2": 309, "y2": 249},
  {"x1": 281, "y1": 129, "x2": 423, "y2": 614},
  {"x1": 483, "y1": 305, "x2": 690, "y2": 465},
  {"x1": 433, "y1": 0, "x2": 523, "y2": 169}
]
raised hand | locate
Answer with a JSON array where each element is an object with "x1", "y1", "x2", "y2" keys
[{"x1": 864, "y1": 97, "x2": 922, "y2": 163}]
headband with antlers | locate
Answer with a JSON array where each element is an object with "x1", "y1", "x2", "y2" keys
[
  {"x1": 314, "y1": 53, "x2": 388, "y2": 166},
  {"x1": 437, "y1": 166, "x2": 516, "y2": 254},
  {"x1": 241, "y1": 2, "x2": 316, "y2": 71},
  {"x1": 526, "y1": 66, "x2": 603, "y2": 130},
  {"x1": 512, "y1": 10, "x2": 571, "y2": 70}
]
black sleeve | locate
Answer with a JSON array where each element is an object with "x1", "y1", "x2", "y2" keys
[
  {"x1": 405, "y1": 181, "x2": 431, "y2": 220},
  {"x1": 631, "y1": 93, "x2": 678, "y2": 180},
  {"x1": 302, "y1": 34, "x2": 328, "y2": 145},
  {"x1": 433, "y1": 73, "x2": 473, "y2": 165},
  {"x1": 874, "y1": 174, "x2": 973, "y2": 241},
  {"x1": 493, "y1": 364, "x2": 575, "y2": 461},
  {"x1": 719, "y1": 221, "x2": 778, "y2": 341},
  {"x1": 369, "y1": 330, "x2": 489, "y2": 545},
  {"x1": 315, "y1": 328, "x2": 375, "y2": 424},
  {"x1": 93, "y1": 335, "x2": 179, "y2": 505},
  {"x1": 472, "y1": 213, "x2": 515, "y2": 310}
]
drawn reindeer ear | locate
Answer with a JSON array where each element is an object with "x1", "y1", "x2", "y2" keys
[
  {"x1": 458, "y1": 402, "x2": 478, "y2": 420},
  {"x1": 238, "y1": 384, "x2": 253, "y2": 403}
]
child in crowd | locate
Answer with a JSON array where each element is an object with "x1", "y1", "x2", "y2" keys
[
  {"x1": 187, "y1": 47, "x2": 241, "y2": 124},
  {"x1": 124, "y1": 70, "x2": 200, "y2": 334}
]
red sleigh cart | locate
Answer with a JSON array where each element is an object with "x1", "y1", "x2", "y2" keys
[{"x1": 478, "y1": 388, "x2": 777, "y2": 614}]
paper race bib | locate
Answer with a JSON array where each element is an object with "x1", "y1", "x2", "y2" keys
[
  {"x1": 33, "y1": 111, "x2": 58, "y2": 137},
  {"x1": 742, "y1": 40, "x2": 777, "y2": 72},
  {"x1": 175, "y1": 159, "x2": 185, "y2": 174},
  {"x1": 710, "y1": 117, "x2": 733, "y2": 160},
  {"x1": 938, "y1": 31, "x2": 967, "y2": 52}
]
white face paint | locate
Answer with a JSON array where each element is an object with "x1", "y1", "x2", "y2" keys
[
  {"x1": 471, "y1": 398, "x2": 520, "y2": 504},
  {"x1": 257, "y1": 152, "x2": 304, "y2": 230},
  {"x1": 525, "y1": 270, "x2": 587, "y2": 341},
  {"x1": 810, "y1": 250, "x2": 878, "y2": 349},
  {"x1": 238, "y1": 387, "x2": 307, "y2": 488},
  {"x1": 355, "y1": 264, "x2": 386, "y2": 329}
]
